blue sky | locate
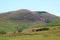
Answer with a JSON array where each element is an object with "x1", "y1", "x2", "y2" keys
[{"x1": 0, "y1": 0, "x2": 60, "y2": 16}]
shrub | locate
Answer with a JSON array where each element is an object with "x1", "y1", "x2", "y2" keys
[
  {"x1": 17, "y1": 26, "x2": 23, "y2": 33},
  {"x1": 16, "y1": 24, "x2": 27, "y2": 33},
  {"x1": 0, "y1": 30, "x2": 6, "y2": 34},
  {"x1": 33, "y1": 27, "x2": 50, "y2": 32}
]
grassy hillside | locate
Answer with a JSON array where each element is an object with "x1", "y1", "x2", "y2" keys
[
  {"x1": 0, "y1": 9, "x2": 60, "y2": 40},
  {"x1": 0, "y1": 20, "x2": 45, "y2": 32},
  {"x1": 43, "y1": 20, "x2": 60, "y2": 28},
  {"x1": 0, "y1": 9, "x2": 60, "y2": 32},
  {"x1": 0, "y1": 19, "x2": 59, "y2": 33}
]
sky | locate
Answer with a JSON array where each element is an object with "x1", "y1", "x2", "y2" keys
[{"x1": 0, "y1": 0, "x2": 60, "y2": 16}]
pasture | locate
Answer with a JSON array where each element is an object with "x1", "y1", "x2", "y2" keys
[
  {"x1": 0, "y1": 20, "x2": 60, "y2": 40},
  {"x1": 0, "y1": 29, "x2": 60, "y2": 40}
]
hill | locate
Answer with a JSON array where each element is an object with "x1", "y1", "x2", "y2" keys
[
  {"x1": 0, "y1": 9, "x2": 60, "y2": 22},
  {"x1": 0, "y1": 9, "x2": 60, "y2": 32}
]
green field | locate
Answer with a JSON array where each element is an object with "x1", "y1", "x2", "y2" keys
[
  {"x1": 0, "y1": 20, "x2": 60, "y2": 40},
  {"x1": 0, "y1": 30, "x2": 60, "y2": 40},
  {"x1": 0, "y1": 35, "x2": 60, "y2": 40},
  {"x1": 0, "y1": 20, "x2": 44, "y2": 32}
]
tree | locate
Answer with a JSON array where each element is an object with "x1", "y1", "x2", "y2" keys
[{"x1": 16, "y1": 24, "x2": 26, "y2": 33}]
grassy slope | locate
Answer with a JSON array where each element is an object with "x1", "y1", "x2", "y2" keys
[
  {"x1": 23, "y1": 20, "x2": 60, "y2": 33},
  {"x1": 0, "y1": 21, "x2": 60, "y2": 40},
  {"x1": 44, "y1": 20, "x2": 60, "y2": 28},
  {"x1": 0, "y1": 19, "x2": 60, "y2": 32},
  {"x1": 46, "y1": 20, "x2": 60, "y2": 26},
  {"x1": 0, "y1": 20, "x2": 60, "y2": 40},
  {"x1": 0, "y1": 21, "x2": 24, "y2": 32},
  {"x1": 0, "y1": 20, "x2": 44, "y2": 32}
]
